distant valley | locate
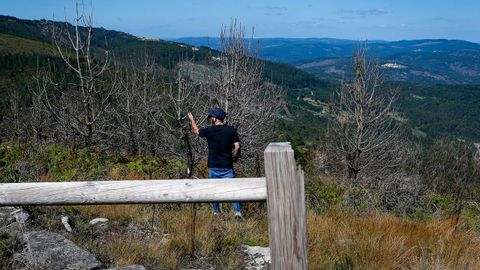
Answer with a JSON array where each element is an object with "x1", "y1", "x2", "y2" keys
[{"x1": 173, "y1": 37, "x2": 480, "y2": 85}]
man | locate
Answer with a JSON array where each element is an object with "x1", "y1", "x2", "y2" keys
[{"x1": 188, "y1": 108, "x2": 242, "y2": 219}]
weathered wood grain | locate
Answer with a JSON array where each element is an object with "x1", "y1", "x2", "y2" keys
[
  {"x1": 0, "y1": 178, "x2": 266, "y2": 206},
  {"x1": 264, "y1": 142, "x2": 308, "y2": 270}
]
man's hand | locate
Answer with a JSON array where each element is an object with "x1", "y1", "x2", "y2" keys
[{"x1": 188, "y1": 112, "x2": 200, "y2": 135}]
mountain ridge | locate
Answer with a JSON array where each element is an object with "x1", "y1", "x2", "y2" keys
[{"x1": 174, "y1": 37, "x2": 480, "y2": 84}]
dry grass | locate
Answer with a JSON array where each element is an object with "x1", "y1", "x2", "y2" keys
[
  {"x1": 19, "y1": 203, "x2": 480, "y2": 269},
  {"x1": 307, "y1": 209, "x2": 480, "y2": 270},
  {"x1": 5, "y1": 143, "x2": 480, "y2": 268},
  {"x1": 54, "y1": 204, "x2": 480, "y2": 270},
  {"x1": 1, "y1": 152, "x2": 476, "y2": 269},
  {"x1": 63, "y1": 205, "x2": 268, "y2": 269}
]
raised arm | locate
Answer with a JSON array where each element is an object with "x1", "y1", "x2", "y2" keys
[{"x1": 188, "y1": 112, "x2": 200, "y2": 135}]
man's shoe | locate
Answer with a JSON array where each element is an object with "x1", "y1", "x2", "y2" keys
[{"x1": 234, "y1": 212, "x2": 243, "y2": 220}]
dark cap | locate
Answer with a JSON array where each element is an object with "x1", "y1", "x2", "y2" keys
[{"x1": 207, "y1": 108, "x2": 226, "y2": 121}]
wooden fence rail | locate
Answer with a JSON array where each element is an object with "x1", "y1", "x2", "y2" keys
[
  {"x1": 0, "y1": 142, "x2": 307, "y2": 269},
  {"x1": 0, "y1": 178, "x2": 267, "y2": 205}
]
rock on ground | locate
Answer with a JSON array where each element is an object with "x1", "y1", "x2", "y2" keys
[
  {"x1": 0, "y1": 207, "x2": 31, "y2": 233},
  {"x1": 10, "y1": 208, "x2": 30, "y2": 224},
  {"x1": 61, "y1": 215, "x2": 73, "y2": 232},
  {"x1": 179, "y1": 256, "x2": 216, "y2": 270},
  {"x1": 90, "y1": 217, "x2": 109, "y2": 225},
  {"x1": 14, "y1": 230, "x2": 102, "y2": 270},
  {"x1": 104, "y1": 265, "x2": 146, "y2": 270},
  {"x1": 0, "y1": 206, "x2": 17, "y2": 225},
  {"x1": 338, "y1": 239, "x2": 354, "y2": 246},
  {"x1": 242, "y1": 245, "x2": 271, "y2": 270}
]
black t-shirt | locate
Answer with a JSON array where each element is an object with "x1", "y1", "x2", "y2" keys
[{"x1": 199, "y1": 125, "x2": 240, "y2": 168}]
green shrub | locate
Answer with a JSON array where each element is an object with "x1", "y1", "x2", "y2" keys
[
  {"x1": 0, "y1": 232, "x2": 23, "y2": 268},
  {"x1": 430, "y1": 194, "x2": 454, "y2": 212},
  {"x1": 0, "y1": 142, "x2": 40, "y2": 183},
  {"x1": 460, "y1": 203, "x2": 480, "y2": 232},
  {"x1": 44, "y1": 144, "x2": 106, "y2": 181},
  {"x1": 306, "y1": 178, "x2": 344, "y2": 212}
]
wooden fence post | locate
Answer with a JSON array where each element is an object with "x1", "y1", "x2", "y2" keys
[{"x1": 264, "y1": 142, "x2": 308, "y2": 269}]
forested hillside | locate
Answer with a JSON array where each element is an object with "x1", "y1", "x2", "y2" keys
[
  {"x1": 1, "y1": 15, "x2": 480, "y2": 150},
  {"x1": 176, "y1": 37, "x2": 480, "y2": 85}
]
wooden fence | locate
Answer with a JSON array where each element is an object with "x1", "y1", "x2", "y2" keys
[{"x1": 0, "y1": 142, "x2": 308, "y2": 269}]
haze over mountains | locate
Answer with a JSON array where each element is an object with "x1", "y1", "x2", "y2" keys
[{"x1": 174, "y1": 37, "x2": 480, "y2": 84}]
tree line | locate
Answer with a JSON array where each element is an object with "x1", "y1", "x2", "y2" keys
[{"x1": 1, "y1": 7, "x2": 280, "y2": 177}]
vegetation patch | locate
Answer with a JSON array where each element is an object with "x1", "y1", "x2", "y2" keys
[{"x1": 0, "y1": 231, "x2": 23, "y2": 269}]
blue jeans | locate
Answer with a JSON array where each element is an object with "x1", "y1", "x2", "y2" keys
[{"x1": 209, "y1": 168, "x2": 241, "y2": 213}]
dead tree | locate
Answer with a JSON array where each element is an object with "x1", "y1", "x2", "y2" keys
[
  {"x1": 41, "y1": 1, "x2": 119, "y2": 147},
  {"x1": 212, "y1": 20, "x2": 280, "y2": 173},
  {"x1": 144, "y1": 60, "x2": 209, "y2": 177},
  {"x1": 6, "y1": 88, "x2": 22, "y2": 140},
  {"x1": 110, "y1": 57, "x2": 160, "y2": 156},
  {"x1": 326, "y1": 46, "x2": 409, "y2": 181},
  {"x1": 422, "y1": 138, "x2": 478, "y2": 226},
  {"x1": 28, "y1": 71, "x2": 52, "y2": 143}
]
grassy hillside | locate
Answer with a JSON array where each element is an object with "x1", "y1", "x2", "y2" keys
[
  {"x1": 0, "y1": 15, "x2": 214, "y2": 67},
  {"x1": 0, "y1": 33, "x2": 57, "y2": 55}
]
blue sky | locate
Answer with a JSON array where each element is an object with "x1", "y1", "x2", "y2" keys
[{"x1": 1, "y1": 0, "x2": 479, "y2": 42}]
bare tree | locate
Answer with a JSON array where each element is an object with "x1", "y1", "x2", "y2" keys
[
  {"x1": 111, "y1": 57, "x2": 159, "y2": 156},
  {"x1": 28, "y1": 71, "x2": 53, "y2": 144},
  {"x1": 326, "y1": 45, "x2": 410, "y2": 180},
  {"x1": 40, "y1": 1, "x2": 119, "y2": 147},
  {"x1": 1, "y1": 82, "x2": 49, "y2": 144},
  {"x1": 474, "y1": 144, "x2": 480, "y2": 165},
  {"x1": 6, "y1": 88, "x2": 22, "y2": 140},
  {"x1": 144, "y1": 60, "x2": 209, "y2": 177},
  {"x1": 212, "y1": 20, "x2": 281, "y2": 173},
  {"x1": 422, "y1": 138, "x2": 478, "y2": 226}
]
